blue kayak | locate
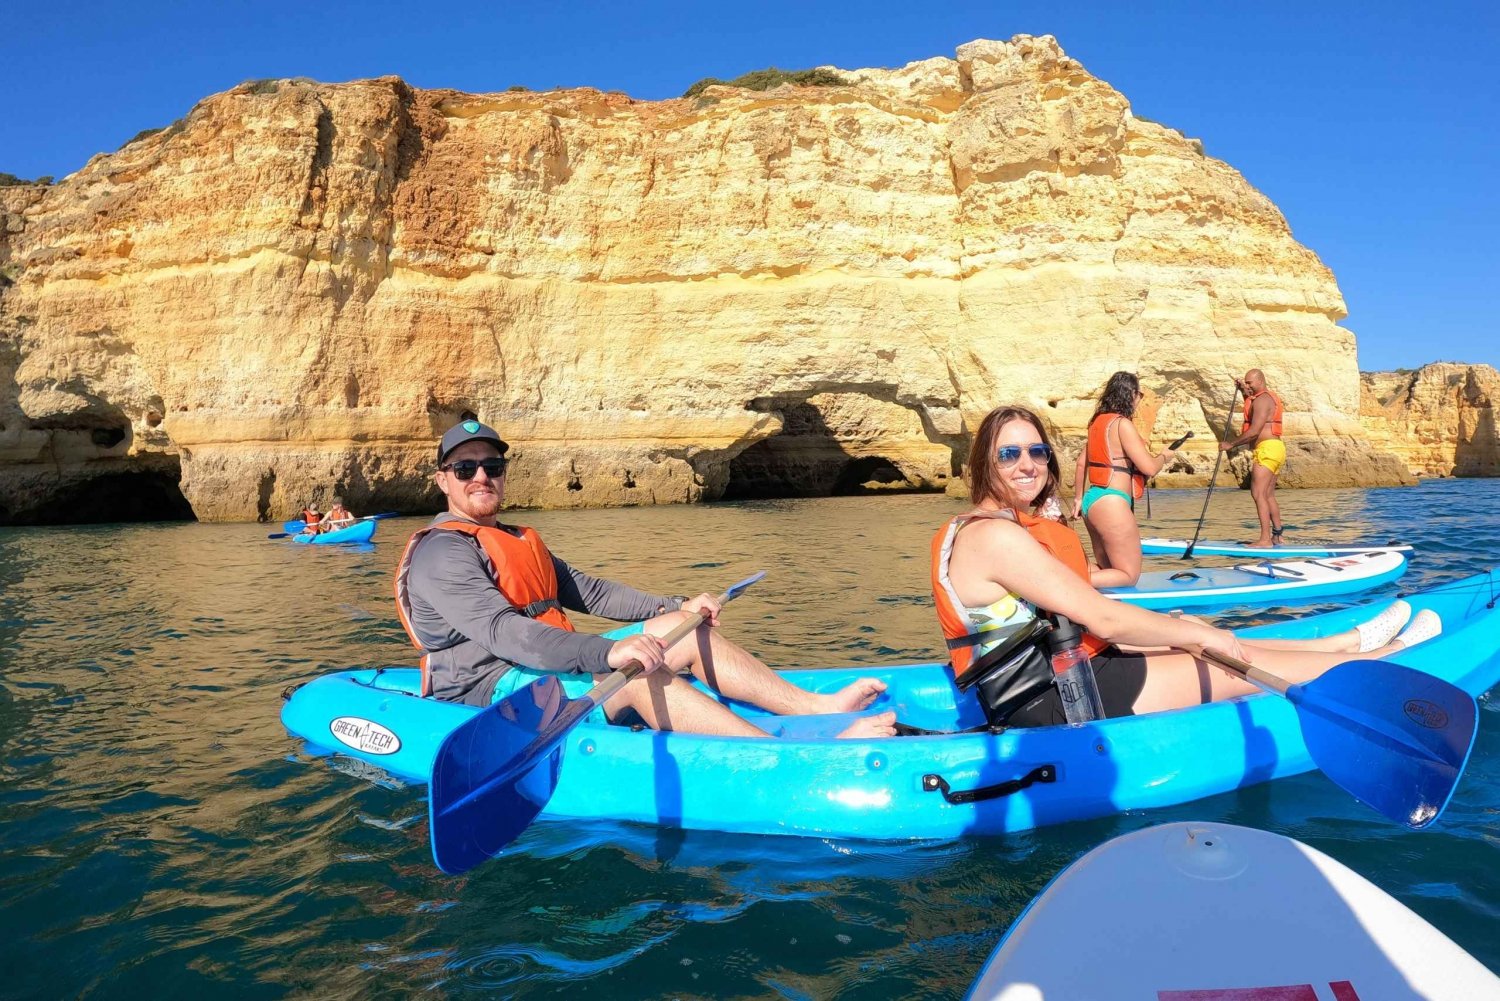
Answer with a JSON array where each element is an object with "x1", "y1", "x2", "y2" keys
[
  {"x1": 289, "y1": 520, "x2": 377, "y2": 545},
  {"x1": 1104, "y1": 549, "x2": 1408, "y2": 610},
  {"x1": 280, "y1": 570, "x2": 1500, "y2": 841}
]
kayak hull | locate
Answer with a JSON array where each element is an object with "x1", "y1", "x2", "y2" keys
[
  {"x1": 289, "y1": 520, "x2": 377, "y2": 545},
  {"x1": 1104, "y1": 549, "x2": 1408, "y2": 610},
  {"x1": 967, "y1": 821, "x2": 1500, "y2": 999},
  {"x1": 1141, "y1": 536, "x2": 1414, "y2": 558},
  {"x1": 280, "y1": 570, "x2": 1500, "y2": 840}
]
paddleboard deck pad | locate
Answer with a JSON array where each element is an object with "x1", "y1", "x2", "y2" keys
[
  {"x1": 967, "y1": 821, "x2": 1500, "y2": 1000},
  {"x1": 1103, "y1": 549, "x2": 1408, "y2": 610},
  {"x1": 1142, "y1": 537, "x2": 1413, "y2": 559}
]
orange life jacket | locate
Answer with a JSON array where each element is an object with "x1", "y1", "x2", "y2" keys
[
  {"x1": 394, "y1": 519, "x2": 575, "y2": 696},
  {"x1": 931, "y1": 508, "x2": 1108, "y2": 676},
  {"x1": 1242, "y1": 389, "x2": 1284, "y2": 438},
  {"x1": 301, "y1": 509, "x2": 323, "y2": 529},
  {"x1": 1084, "y1": 413, "x2": 1146, "y2": 498}
]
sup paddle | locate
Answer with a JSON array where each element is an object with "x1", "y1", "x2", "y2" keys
[
  {"x1": 1145, "y1": 432, "x2": 1194, "y2": 520},
  {"x1": 1200, "y1": 648, "x2": 1478, "y2": 829},
  {"x1": 266, "y1": 511, "x2": 401, "y2": 539},
  {"x1": 427, "y1": 570, "x2": 767, "y2": 875},
  {"x1": 1183, "y1": 384, "x2": 1241, "y2": 559}
]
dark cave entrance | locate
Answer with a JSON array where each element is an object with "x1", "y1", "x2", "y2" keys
[
  {"x1": 0, "y1": 467, "x2": 195, "y2": 526},
  {"x1": 720, "y1": 399, "x2": 943, "y2": 501}
]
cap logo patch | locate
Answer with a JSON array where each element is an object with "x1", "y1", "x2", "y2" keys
[{"x1": 462, "y1": 420, "x2": 480, "y2": 433}]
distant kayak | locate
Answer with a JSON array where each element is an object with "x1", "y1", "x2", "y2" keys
[
  {"x1": 1142, "y1": 536, "x2": 1414, "y2": 558},
  {"x1": 967, "y1": 821, "x2": 1500, "y2": 1000},
  {"x1": 1103, "y1": 549, "x2": 1408, "y2": 610},
  {"x1": 289, "y1": 520, "x2": 377, "y2": 545},
  {"x1": 281, "y1": 569, "x2": 1500, "y2": 841}
]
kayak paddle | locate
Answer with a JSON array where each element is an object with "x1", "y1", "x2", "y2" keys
[
  {"x1": 266, "y1": 511, "x2": 400, "y2": 539},
  {"x1": 1201, "y1": 648, "x2": 1478, "y2": 828},
  {"x1": 427, "y1": 570, "x2": 767, "y2": 875},
  {"x1": 1183, "y1": 383, "x2": 1240, "y2": 559}
]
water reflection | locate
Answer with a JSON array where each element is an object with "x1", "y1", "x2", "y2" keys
[{"x1": 1, "y1": 479, "x2": 1497, "y2": 997}]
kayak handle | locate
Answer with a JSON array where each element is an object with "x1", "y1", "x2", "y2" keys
[{"x1": 922, "y1": 764, "x2": 1056, "y2": 804}]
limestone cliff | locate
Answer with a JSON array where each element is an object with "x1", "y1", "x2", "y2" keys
[
  {"x1": 1360, "y1": 364, "x2": 1500, "y2": 477},
  {"x1": 0, "y1": 35, "x2": 1411, "y2": 524}
]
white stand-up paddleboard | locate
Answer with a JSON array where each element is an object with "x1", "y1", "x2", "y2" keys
[
  {"x1": 1102, "y1": 549, "x2": 1408, "y2": 610},
  {"x1": 968, "y1": 822, "x2": 1500, "y2": 1001},
  {"x1": 1142, "y1": 537, "x2": 1414, "y2": 559}
]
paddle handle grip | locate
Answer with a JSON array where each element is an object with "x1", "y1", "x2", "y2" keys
[
  {"x1": 1167, "y1": 431, "x2": 1194, "y2": 450},
  {"x1": 586, "y1": 581, "x2": 749, "y2": 708},
  {"x1": 1200, "y1": 648, "x2": 1291, "y2": 696}
]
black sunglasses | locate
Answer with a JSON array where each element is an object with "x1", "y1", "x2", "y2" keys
[
  {"x1": 441, "y1": 457, "x2": 509, "y2": 480},
  {"x1": 996, "y1": 443, "x2": 1053, "y2": 466}
]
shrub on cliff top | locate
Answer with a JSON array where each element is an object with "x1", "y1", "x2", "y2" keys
[
  {"x1": 0, "y1": 172, "x2": 53, "y2": 187},
  {"x1": 682, "y1": 66, "x2": 846, "y2": 99}
]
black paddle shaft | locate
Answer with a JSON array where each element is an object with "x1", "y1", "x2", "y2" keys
[{"x1": 1183, "y1": 386, "x2": 1241, "y2": 559}]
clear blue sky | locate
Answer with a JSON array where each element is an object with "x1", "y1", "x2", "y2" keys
[{"x1": 5, "y1": 1, "x2": 1495, "y2": 370}]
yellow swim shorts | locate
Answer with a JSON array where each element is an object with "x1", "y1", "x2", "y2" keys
[{"x1": 1253, "y1": 438, "x2": 1286, "y2": 475}]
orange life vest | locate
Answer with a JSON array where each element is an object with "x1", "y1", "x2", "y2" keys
[
  {"x1": 931, "y1": 508, "x2": 1109, "y2": 676},
  {"x1": 1242, "y1": 389, "x2": 1284, "y2": 438},
  {"x1": 394, "y1": 519, "x2": 575, "y2": 696},
  {"x1": 1084, "y1": 413, "x2": 1146, "y2": 499},
  {"x1": 301, "y1": 508, "x2": 323, "y2": 529}
]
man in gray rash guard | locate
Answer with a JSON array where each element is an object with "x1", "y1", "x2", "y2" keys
[{"x1": 394, "y1": 420, "x2": 898, "y2": 739}]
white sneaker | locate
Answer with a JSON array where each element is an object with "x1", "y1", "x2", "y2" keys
[
  {"x1": 1393, "y1": 609, "x2": 1442, "y2": 649},
  {"x1": 1356, "y1": 600, "x2": 1412, "y2": 652}
]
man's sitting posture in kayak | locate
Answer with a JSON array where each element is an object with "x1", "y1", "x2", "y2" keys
[{"x1": 395, "y1": 420, "x2": 897, "y2": 738}]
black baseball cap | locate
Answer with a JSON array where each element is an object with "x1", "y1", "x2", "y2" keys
[{"x1": 438, "y1": 419, "x2": 510, "y2": 464}]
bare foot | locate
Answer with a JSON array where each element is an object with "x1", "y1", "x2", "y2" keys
[
  {"x1": 821, "y1": 678, "x2": 888, "y2": 713},
  {"x1": 1244, "y1": 539, "x2": 1275, "y2": 549},
  {"x1": 837, "y1": 711, "x2": 897, "y2": 739}
]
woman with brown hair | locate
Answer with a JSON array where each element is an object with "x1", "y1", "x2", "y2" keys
[
  {"x1": 929, "y1": 404, "x2": 1436, "y2": 727},
  {"x1": 1072, "y1": 371, "x2": 1179, "y2": 586}
]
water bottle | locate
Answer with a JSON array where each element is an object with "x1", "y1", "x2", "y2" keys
[{"x1": 1049, "y1": 615, "x2": 1104, "y2": 724}]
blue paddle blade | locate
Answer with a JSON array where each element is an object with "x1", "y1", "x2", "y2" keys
[
  {"x1": 725, "y1": 570, "x2": 767, "y2": 599},
  {"x1": 1290, "y1": 659, "x2": 1479, "y2": 829},
  {"x1": 428, "y1": 676, "x2": 592, "y2": 875}
]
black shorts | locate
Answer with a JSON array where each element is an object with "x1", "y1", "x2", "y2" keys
[{"x1": 1006, "y1": 646, "x2": 1148, "y2": 728}]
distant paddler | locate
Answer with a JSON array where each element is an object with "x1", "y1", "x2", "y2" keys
[
  {"x1": 1071, "y1": 372, "x2": 1182, "y2": 587},
  {"x1": 1218, "y1": 369, "x2": 1285, "y2": 548}
]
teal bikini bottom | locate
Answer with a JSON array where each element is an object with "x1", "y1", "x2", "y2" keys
[{"x1": 1082, "y1": 485, "x2": 1135, "y2": 518}]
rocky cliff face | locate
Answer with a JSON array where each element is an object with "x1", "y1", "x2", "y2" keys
[
  {"x1": 0, "y1": 35, "x2": 1411, "y2": 524},
  {"x1": 1360, "y1": 364, "x2": 1500, "y2": 477}
]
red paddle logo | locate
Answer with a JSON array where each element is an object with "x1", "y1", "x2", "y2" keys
[{"x1": 1403, "y1": 699, "x2": 1448, "y2": 729}]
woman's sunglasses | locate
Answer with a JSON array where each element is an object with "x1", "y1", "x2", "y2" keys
[
  {"x1": 441, "y1": 457, "x2": 509, "y2": 480},
  {"x1": 996, "y1": 443, "x2": 1053, "y2": 466}
]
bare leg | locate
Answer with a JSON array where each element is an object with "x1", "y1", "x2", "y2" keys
[
  {"x1": 642, "y1": 611, "x2": 888, "y2": 717},
  {"x1": 1084, "y1": 498, "x2": 1143, "y2": 588},
  {"x1": 607, "y1": 667, "x2": 771, "y2": 737},
  {"x1": 1246, "y1": 464, "x2": 1276, "y2": 547},
  {"x1": 1129, "y1": 638, "x2": 1414, "y2": 715},
  {"x1": 1265, "y1": 469, "x2": 1284, "y2": 543}
]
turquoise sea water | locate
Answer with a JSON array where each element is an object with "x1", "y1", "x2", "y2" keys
[{"x1": 2, "y1": 479, "x2": 1498, "y2": 998}]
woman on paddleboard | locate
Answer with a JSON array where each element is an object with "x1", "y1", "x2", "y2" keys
[
  {"x1": 933, "y1": 405, "x2": 1440, "y2": 727},
  {"x1": 1072, "y1": 372, "x2": 1177, "y2": 586}
]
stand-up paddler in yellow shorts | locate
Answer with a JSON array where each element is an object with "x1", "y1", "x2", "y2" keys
[{"x1": 1219, "y1": 368, "x2": 1286, "y2": 547}]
